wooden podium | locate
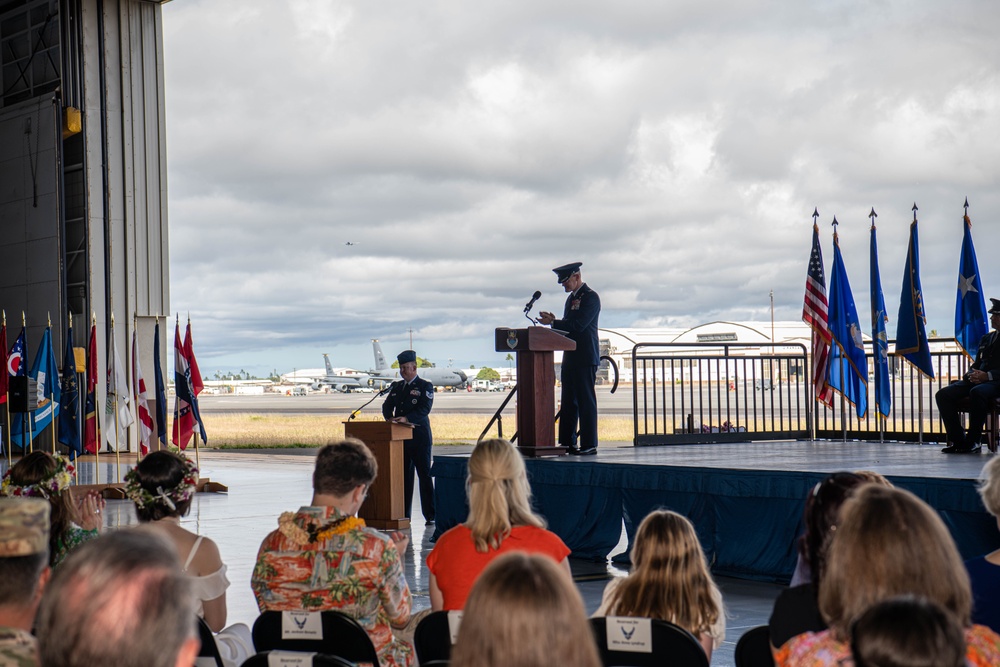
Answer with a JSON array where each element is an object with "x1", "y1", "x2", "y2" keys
[
  {"x1": 343, "y1": 421, "x2": 411, "y2": 530},
  {"x1": 495, "y1": 327, "x2": 576, "y2": 457}
]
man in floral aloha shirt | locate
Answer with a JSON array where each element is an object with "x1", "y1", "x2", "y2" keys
[{"x1": 252, "y1": 439, "x2": 414, "y2": 667}]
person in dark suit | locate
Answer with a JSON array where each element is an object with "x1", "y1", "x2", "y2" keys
[
  {"x1": 538, "y1": 262, "x2": 601, "y2": 455},
  {"x1": 382, "y1": 349, "x2": 436, "y2": 522},
  {"x1": 936, "y1": 298, "x2": 1000, "y2": 454}
]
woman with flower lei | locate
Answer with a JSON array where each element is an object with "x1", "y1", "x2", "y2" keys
[
  {"x1": 252, "y1": 438, "x2": 414, "y2": 667},
  {"x1": 125, "y1": 451, "x2": 252, "y2": 667},
  {"x1": 1, "y1": 451, "x2": 105, "y2": 566}
]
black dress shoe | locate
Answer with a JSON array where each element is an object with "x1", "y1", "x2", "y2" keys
[
  {"x1": 571, "y1": 447, "x2": 598, "y2": 456},
  {"x1": 942, "y1": 443, "x2": 982, "y2": 454},
  {"x1": 564, "y1": 446, "x2": 580, "y2": 455}
]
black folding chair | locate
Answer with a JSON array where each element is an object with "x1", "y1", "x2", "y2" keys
[
  {"x1": 589, "y1": 617, "x2": 709, "y2": 667},
  {"x1": 240, "y1": 651, "x2": 356, "y2": 667},
  {"x1": 197, "y1": 616, "x2": 224, "y2": 667},
  {"x1": 413, "y1": 610, "x2": 462, "y2": 664},
  {"x1": 734, "y1": 625, "x2": 775, "y2": 667},
  {"x1": 251, "y1": 610, "x2": 379, "y2": 666}
]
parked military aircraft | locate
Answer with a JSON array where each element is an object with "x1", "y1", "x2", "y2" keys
[{"x1": 369, "y1": 339, "x2": 468, "y2": 388}]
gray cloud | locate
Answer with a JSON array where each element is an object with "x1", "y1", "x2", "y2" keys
[{"x1": 163, "y1": 0, "x2": 1000, "y2": 373}]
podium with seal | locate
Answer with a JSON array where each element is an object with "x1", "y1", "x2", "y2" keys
[
  {"x1": 495, "y1": 326, "x2": 576, "y2": 457},
  {"x1": 343, "y1": 420, "x2": 411, "y2": 529}
]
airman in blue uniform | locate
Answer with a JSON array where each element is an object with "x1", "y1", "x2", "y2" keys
[
  {"x1": 381, "y1": 350, "x2": 436, "y2": 522},
  {"x1": 539, "y1": 262, "x2": 601, "y2": 455}
]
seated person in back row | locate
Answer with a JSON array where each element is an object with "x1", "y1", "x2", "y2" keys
[
  {"x1": 936, "y1": 298, "x2": 1000, "y2": 454},
  {"x1": 252, "y1": 439, "x2": 414, "y2": 667}
]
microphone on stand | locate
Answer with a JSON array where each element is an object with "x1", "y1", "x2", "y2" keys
[
  {"x1": 523, "y1": 290, "x2": 542, "y2": 314},
  {"x1": 348, "y1": 384, "x2": 393, "y2": 420}
]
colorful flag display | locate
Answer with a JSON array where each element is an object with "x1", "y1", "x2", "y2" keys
[
  {"x1": 803, "y1": 222, "x2": 834, "y2": 408},
  {"x1": 869, "y1": 221, "x2": 891, "y2": 419},
  {"x1": 895, "y1": 214, "x2": 935, "y2": 378},
  {"x1": 12, "y1": 327, "x2": 61, "y2": 447},
  {"x1": 104, "y1": 326, "x2": 135, "y2": 451},
  {"x1": 153, "y1": 322, "x2": 167, "y2": 447},
  {"x1": 58, "y1": 323, "x2": 81, "y2": 457},
  {"x1": 172, "y1": 320, "x2": 196, "y2": 449},
  {"x1": 84, "y1": 322, "x2": 99, "y2": 454},
  {"x1": 7, "y1": 328, "x2": 25, "y2": 378},
  {"x1": 827, "y1": 228, "x2": 868, "y2": 419},
  {"x1": 132, "y1": 329, "x2": 153, "y2": 455},
  {"x1": 183, "y1": 320, "x2": 208, "y2": 443},
  {"x1": 955, "y1": 212, "x2": 988, "y2": 360}
]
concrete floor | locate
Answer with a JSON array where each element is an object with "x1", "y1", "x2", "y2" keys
[{"x1": 75, "y1": 448, "x2": 782, "y2": 667}]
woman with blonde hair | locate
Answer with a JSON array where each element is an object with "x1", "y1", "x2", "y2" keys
[
  {"x1": 1, "y1": 451, "x2": 104, "y2": 565},
  {"x1": 450, "y1": 552, "x2": 601, "y2": 667},
  {"x1": 593, "y1": 509, "x2": 724, "y2": 659},
  {"x1": 966, "y1": 456, "x2": 1000, "y2": 633},
  {"x1": 426, "y1": 438, "x2": 570, "y2": 610},
  {"x1": 776, "y1": 484, "x2": 1000, "y2": 666}
]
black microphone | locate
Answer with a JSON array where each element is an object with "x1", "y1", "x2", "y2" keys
[
  {"x1": 523, "y1": 290, "x2": 542, "y2": 313},
  {"x1": 348, "y1": 384, "x2": 393, "y2": 420}
]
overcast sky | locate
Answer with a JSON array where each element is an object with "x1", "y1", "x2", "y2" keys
[{"x1": 162, "y1": 0, "x2": 1000, "y2": 376}]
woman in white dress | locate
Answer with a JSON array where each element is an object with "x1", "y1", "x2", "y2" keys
[{"x1": 125, "y1": 451, "x2": 253, "y2": 667}]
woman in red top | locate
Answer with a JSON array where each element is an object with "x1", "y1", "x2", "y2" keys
[{"x1": 426, "y1": 438, "x2": 570, "y2": 610}]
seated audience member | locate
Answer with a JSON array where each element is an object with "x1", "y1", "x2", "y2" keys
[
  {"x1": 450, "y1": 552, "x2": 601, "y2": 667},
  {"x1": 426, "y1": 438, "x2": 570, "y2": 611},
  {"x1": 775, "y1": 485, "x2": 1000, "y2": 667},
  {"x1": 966, "y1": 456, "x2": 1000, "y2": 634},
  {"x1": 35, "y1": 529, "x2": 199, "y2": 667},
  {"x1": 252, "y1": 439, "x2": 413, "y2": 667},
  {"x1": 1, "y1": 452, "x2": 104, "y2": 566},
  {"x1": 850, "y1": 596, "x2": 965, "y2": 667},
  {"x1": 593, "y1": 509, "x2": 724, "y2": 660},
  {"x1": 125, "y1": 451, "x2": 252, "y2": 667},
  {"x1": 770, "y1": 472, "x2": 867, "y2": 648},
  {"x1": 0, "y1": 498, "x2": 51, "y2": 667}
]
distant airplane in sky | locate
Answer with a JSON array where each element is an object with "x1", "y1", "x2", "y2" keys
[
  {"x1": 345, "y1": 241, "x2": 359, "y2": 246},
  {"x1": 369, "y1": 339, "x2": 468, "y2": 388}
]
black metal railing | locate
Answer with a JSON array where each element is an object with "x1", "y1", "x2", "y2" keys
[{"x1": 632, "y1": 339, "x2": 971, "y2": 446}]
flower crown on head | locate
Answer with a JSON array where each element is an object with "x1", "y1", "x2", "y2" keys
[
  {"x1": 124, "y1": 457, "x2": 199, "y2": 511},
  {"x1": 1, "y1": 453, "x2": 74, "y2": 500}
]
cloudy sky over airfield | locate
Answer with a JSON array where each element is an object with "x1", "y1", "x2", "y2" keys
[{"x1": 163, "y1": 0, "x2": 1000, "y2": 376}]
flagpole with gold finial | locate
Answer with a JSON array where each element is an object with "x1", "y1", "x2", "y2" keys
[
  {"x1": 3, "y1": 310, "x2": 10, "y2": 467},
  {"x1": 92, "y1": 312, "x2": 100, "y2": 484},
  {"x1": 189, "y1": 313, "x2": 201, "y2": 472},
  {"x1": 111, "y1": 314, "x2": 121, "y2": 481},
  {"x1": 134, "y1": 313, "x2": 141, "y2": 463},
  {"x1": 48, "y1": 312, "x2": 55, "y2": 455},
  {"x1": 23, "y1": 311, "x2": 33, "y2": 455}
]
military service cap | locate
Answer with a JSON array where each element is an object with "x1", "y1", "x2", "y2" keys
[
  {"x1": 553, "y1": 262, "x2": 582, "y2": 284},
  {"x1": 397, "y1": 350, "x2": 417, "y2": 365}
]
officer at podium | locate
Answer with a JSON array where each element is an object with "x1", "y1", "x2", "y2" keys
[
  {"x1": 538, "y1": 262, "x2": 601, "y2": 455},
  {"x1": 382, "y1": 350, "x2": 436, "y2": 523}
]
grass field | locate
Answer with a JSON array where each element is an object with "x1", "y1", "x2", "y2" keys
[{"x1": 203, "y1": 413, "x2": 637, "y2": 448}]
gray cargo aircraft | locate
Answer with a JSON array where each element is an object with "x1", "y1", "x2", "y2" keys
[{"x1": 369, "y1": 339, "x2": 468, "y2": 388}]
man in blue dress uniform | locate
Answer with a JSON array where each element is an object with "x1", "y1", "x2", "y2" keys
[
  {"x1": 539, "y1": 262, "x2": 601, "y2": 455},
  {"x1": 936, "y1": 298, "x2": 1000, "y2": 454},
  {"x1": 381, "y1": 349, "x2": 436, "y2": 522}
]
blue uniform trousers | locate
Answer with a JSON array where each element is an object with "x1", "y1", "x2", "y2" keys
[{"x1": 559, "y1": 364, "x2": 598, "y2": 450}]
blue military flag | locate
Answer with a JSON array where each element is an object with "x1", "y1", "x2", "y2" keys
[
  {"x1": 870, "y1": 221, "x2": 891, "y2": 419},
  {"x1": 58, "y1": 323, "x2": 82, "y2": 457},
  {"x1": 12, "y1": 327, "x2": 61, "y2": 447},
  {"x1": 895, "y1": 214, "x2": 934, "y2": 378},
  {"x1": 153, "y1": 321, "x2": 168, "y2": 446},
  {"x1": 827, "y1": 228, "x2": 868, "y2": 419},
  {"x1": 955, "y1": 212, "x2": 988, "y2": 361}
]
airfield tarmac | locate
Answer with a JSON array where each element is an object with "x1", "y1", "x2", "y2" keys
[{"x1": 197, "y1": 385, "x2": 633, "y2": 415}]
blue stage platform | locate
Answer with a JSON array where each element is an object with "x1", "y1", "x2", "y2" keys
[{"x1": 431, "y1": 441, "x2": 1000, "y2": 582}]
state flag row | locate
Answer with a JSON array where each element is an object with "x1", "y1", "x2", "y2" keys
[{"x1": 1, "y1": 314, "x2": 207, "y2": 458}]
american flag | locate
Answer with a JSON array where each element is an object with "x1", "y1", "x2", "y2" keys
[{"x1": 803, "y1": 222, "x2": 834, "y2": 407}]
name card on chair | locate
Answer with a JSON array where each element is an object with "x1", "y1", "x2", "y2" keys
[
  {"x1": 606, "y1": 617, "x2": 652, "y2": 653},
  {"x1": 447, "y1": 610, "x2": 464, "y2": 644},
  {"x1": 267, "y1": 650, "x2": 317, "y2": 666},
  {"x1": 281, "y1": 611, "x2": 323, "y2": 640}
]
